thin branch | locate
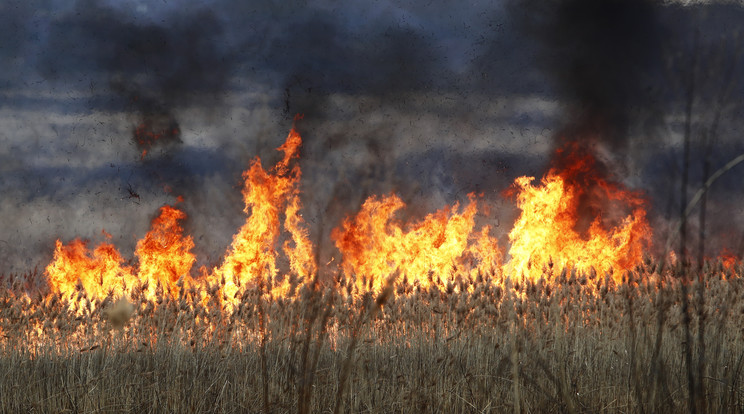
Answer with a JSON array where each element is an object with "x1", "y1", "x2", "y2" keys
[{"x1": 665, "y1": 151, "x2": 744, "y2": 253}]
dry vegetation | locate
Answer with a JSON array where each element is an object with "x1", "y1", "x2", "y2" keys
[{"x1": 2, "y1": 260, "x2": 744, "y2": 413}]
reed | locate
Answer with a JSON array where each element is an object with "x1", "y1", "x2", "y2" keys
[{"x1": 1, "y1": 260, "x2": 743, "y2": 412}]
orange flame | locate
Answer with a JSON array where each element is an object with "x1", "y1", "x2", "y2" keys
[
  {"x1": 45, "y1": 126, "x2": 315, "y2": 310},
  {"x1": 332, "y1": 193, "x2": 500, "y2": 293},
  {"x1": 46, "y1": 237, "x2": 135, "y2": 304},
  {"x1": 505, "y1": 146, "x2": 652, "y2": 283},
  {"x1": 720, "y1": 248, "x2": 739, "y2": 269},
  {"x1": 135, "y1": 205, "x2": 196, "y2": 300},
  {"x1": 43, "y1": 124, "x2": 660, "y2": 310},
  {"x1": 46, "y1": 205, "x2": 196, "y2": 304},
  {"x1": 211, "y1": 127, "x2": 315, "y2": 305}
]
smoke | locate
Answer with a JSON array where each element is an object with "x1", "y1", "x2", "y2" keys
[
  {"x1": 509, "y1": 0, "x2": 744, "y2": 254},
  {"x1": 39, "y1": 0, "x2": 236, "y2": 157},
  {"x1": 2, "y1": 0, "x2": 744, "y2": 275},
  {"x1": 35, "y1": 0, "x2": 466, "y2": 214},
  {"x1": 0, "y1": 0, "x2": 52, "y2": 88},
  {"x1": 511, "y1": 0, "x2": 664, "y2": 151},
  {"x1": 500, "y1": 0, "x2": 663, "y2": 240}
]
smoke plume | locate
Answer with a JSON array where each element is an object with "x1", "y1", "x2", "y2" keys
[
  {"x1": 1, "y1": 0, "x2": 743, "y2": 274},
  {"x1": 40, "y1": 0, "x2": 236, "y2": 157}
]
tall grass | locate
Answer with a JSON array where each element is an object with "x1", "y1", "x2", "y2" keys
[{"x1": 1, "y1": 260, "x2": 744, "y2": 413}]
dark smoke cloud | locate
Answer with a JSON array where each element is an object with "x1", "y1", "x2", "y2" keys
[
  {"x1": 41, "y1": 1, "x2": 234, "y2": 96},
  {"x1": 3, "y1": 0, "x2": 744, "y2": 275},
  {"x1": 225, "y1": 6, "x2": 458, "y2": 230},
  {"x1": 505, "y1": 0, "x2": 744, "y2": 254},
  {"x1": 511, "y1": 0, "x2": 664, "y2": 150},
  {"x1": 501, "y1": 0, "x2": 665, "y2": 241},
  {"x1": 254, "y1": 9, "x2": 445, "y2": 131},
  {"x1": 39, "y1": 0, "x2": 236, "y2": 156},
  {"x1": 0, "y1": 0, "x2": 53, "y2": 88},
  {"x1": 270, "y1": 17, "x2": 441, "y2": 99}
]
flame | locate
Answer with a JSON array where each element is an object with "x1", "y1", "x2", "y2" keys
[
  {"x1": 720, "y1": 248, "x2": 739, "y2": 269},
  {"x1": 134, "y1": 204, "x2": 196, "y2": 300},
  {"x1": 283, "y1": 195, "x2": 317, "y2": 282},
  {"x1": 45, "y1": 236, "x2": 135, "y2": 305},
  {"x1": 43, "y1": 124, "x2": 660, "y2": 312},
  {"x1": 332, "y1": 193, "x2": 500, "y2": 293},
  {"x1": 44, "y1": 126, "x2": 315, "y2": 311},
  {"x1": 505, "y1": 145, "x2": 652, "y2": 283},
  {"x1": 46, "y1": 205, "x2": 196, "y2": 304},
  {"x1": 211, "y1": 127, "x2": 315, "y2": 305}
]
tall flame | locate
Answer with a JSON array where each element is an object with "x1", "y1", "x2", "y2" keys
[
  {"x1": 45, "y1": 126, "x2": 315, "y2": 309},
  {"x1": 211, "y1": 127, "x2": 315, "y2": 304},
  {"x1": 505, "y1": 145, "x2": 652, "y2": 283},
  {"x1": 43, "y1": 125, "x2": 658, "y2": 310}
]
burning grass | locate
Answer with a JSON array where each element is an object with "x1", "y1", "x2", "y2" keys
[
  {"x1": 2, "y1": 262, "x2": 744, "y2": 413},
  {"x1": 42, "y1": 126, "x2": 652, "y2": 306},
  {"x1": 2, "y1": 125, "x2": 742, "y2": 412}
]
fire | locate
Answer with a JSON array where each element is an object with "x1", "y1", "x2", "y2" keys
[
  {"x1": 46, "y1": 234, "x2": 135, "y2": 306},
  {"x1": 46, "y1": 204, "x2": 196, "y2": 305},
  {"x1": 332, "y1": 193, "x2": 501, "y2": 293},
  {"x1": 211, "y1": 126, "x2": 315, "y2": 305},
  {"x1": 720, "y1": 248, "x2": 739, "y2": 270},
  {"x1": 134, "y1": 204, "x2": 196, "y2": 300},
  {"x1": 283, "y1": 195, "x2": 317, "y2": 281},
  {"x1": 43, "y1": 124, "x2": 658, "y2": 312},
  {"x1": 505, "y1": 145, "x2": 652, "y2": 283},
  {"x1": 45, "y1": 125, "x2": 315, "y2": 311}
]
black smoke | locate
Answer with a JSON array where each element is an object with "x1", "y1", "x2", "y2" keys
[
  {"x1": 512, "y1": 0, "x2": 664, "y2": 151},
  {"x1": 2, "y1": 0, "x2": 744, "y2": 275},
  {"x1": 40, "y1": 0, "x2": 236, "y2": 157},
  {"x1": 509, "y1": 0, "x2": 744, "y2": 256}
]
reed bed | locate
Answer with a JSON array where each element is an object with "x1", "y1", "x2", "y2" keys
[{"x1": 2, "y1": 260, "x2": 744, "y2": 413}]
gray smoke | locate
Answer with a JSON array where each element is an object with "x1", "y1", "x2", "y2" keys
[
  {"x1": 39, "y1": 0, "x2": 236, "y2": 156},
  {"x1": 1, "y1": 0, "x2": 744, "y2": 277}
]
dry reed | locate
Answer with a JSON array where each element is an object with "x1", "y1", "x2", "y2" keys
[{"x1": 1, "y1": 261, "x2": 744, "y2": 412}]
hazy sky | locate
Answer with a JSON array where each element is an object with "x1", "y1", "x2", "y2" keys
[{"x1": 2, "y1": 0, "x2": 744, "y2": 274}]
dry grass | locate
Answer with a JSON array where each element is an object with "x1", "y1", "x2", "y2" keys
[{"x1": 2, "y1": 260, "x2": 744, "y2": 413}]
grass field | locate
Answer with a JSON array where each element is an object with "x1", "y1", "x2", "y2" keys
[{"x1": 2, "y1": 260, "x2": 743, "y2": 413}]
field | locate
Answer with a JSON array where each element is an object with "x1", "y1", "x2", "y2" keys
[
  {"x1": 2, "y1": 261, "x2": 743, "y2": 413},
  {"x1": 1, "y1": 127, "x2": 738, "y2": 413},
  {"x1": 5, "y1": 0, "x2": 744, "y2": 412}
]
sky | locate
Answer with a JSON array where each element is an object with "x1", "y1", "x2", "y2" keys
[{"x1": 2, "y1": 0, "x2": 744, "y2": 275}]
